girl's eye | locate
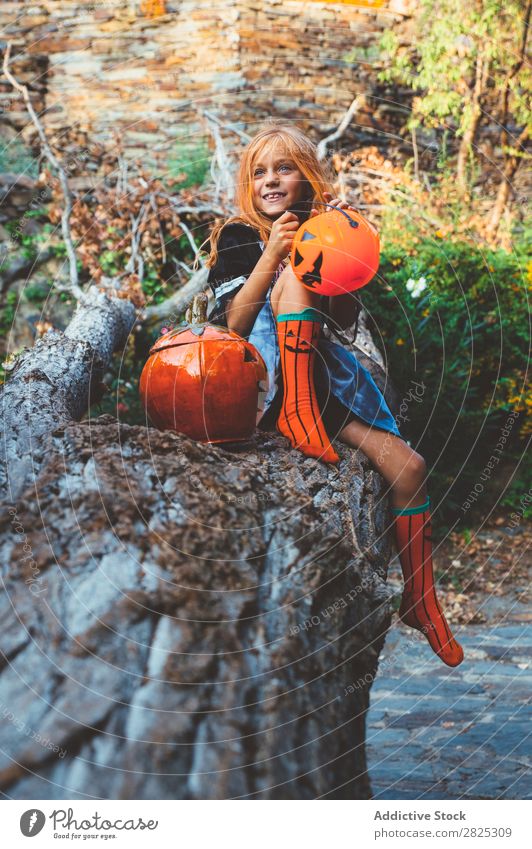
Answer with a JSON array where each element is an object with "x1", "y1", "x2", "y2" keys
[{"x1": 254, "y1": 164, "x2": 292, "y2": 176}]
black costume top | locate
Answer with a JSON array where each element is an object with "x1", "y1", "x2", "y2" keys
[{"x1": 206, "y1": 222, "x2": 359, "y2": 344}]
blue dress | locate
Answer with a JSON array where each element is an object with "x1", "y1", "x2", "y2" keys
[{"x1": 207, "y1": 222, "x2": 401, "y2": 440}]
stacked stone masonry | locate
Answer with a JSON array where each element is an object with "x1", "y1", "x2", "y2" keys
[{"x1": 0, "y1": 1, "x2": 413, "y2": 165}]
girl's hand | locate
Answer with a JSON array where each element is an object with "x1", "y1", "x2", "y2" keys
[
  {"x1": 264, "y1": 210, "x2": 301, "y2": 263},
  {"x1": 310, "y1": 191, "x2": 358, "y2": 217}
]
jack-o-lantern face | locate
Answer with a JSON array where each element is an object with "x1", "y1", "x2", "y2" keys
[
  {"x1": 284, "y1": 329, "x2": 313, "y2": 354},
  {"x1": 298, "y1": 251, "x2": 323, "y2": 290},
  {"x1": 291, "y1": 209, "x2": 380, "y2": 297}
]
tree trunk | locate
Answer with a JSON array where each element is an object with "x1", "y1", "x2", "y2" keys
[
  {"x1": 485, "y1": 126, "x2": 530, "y2": 242},
  {"x1": 0, "y1": 285, "x2": 136, "y2": 501},
  {"x1": 486, "y1": 3, "x2": 531, "y2": 241},
  {"x1": 0, "y1": 309, "x2": 397, "y2": 800},
  {"x1": 456, "y1": 52, "x2": 487, "y2": 197}
]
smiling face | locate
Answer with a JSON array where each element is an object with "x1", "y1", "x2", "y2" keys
[{"x1": 252, "y1": 146, "x2": 308, "y2": 220}]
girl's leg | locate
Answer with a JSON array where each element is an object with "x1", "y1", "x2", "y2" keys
[
  {"x1": 270, "y1": 266, "x2": 339, "y2": 463},
  {"x1": 338, "y1": 418, "x2": 463, "y2": 667},
  {"x1": 336, "y1": 417, "x2": 428, "y2": 510},
  {"x1": 270, "y1": 263, "x2": 322, "y2": 318}
]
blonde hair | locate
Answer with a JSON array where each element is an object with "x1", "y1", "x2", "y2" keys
[{"x1": 196, "y1": 121, "x2": 336, "y2": 271}]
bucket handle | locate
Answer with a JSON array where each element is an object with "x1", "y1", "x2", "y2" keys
[{"x1": 314, "y1": 201, "x2": 359, "y2": 228}]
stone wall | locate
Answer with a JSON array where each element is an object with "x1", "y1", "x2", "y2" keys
[
  {"x1": 0, "y1": 0, "x2": 414, "y2": 168},
  {"x1": 237, "y1": 0, "x2": 406, "y2": 135}
]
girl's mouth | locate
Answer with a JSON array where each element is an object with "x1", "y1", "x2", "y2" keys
[{"x1": 263, "y1": 192, "x2": 287, "y2": 202}]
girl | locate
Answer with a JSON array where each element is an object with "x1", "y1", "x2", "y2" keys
[{"x1": 202, "y1": 122, "x2": 463, "y2": 667}]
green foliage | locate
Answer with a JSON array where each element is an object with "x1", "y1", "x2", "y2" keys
[
  {"x1": 363, "y1": 235, "x2": 530, "y2": 528},
  {"x1": 99, "y1": 249, "x2": 121, "y2": 276},
  {"x1": 342, "y1": 43, "x2": 382, "y2": 66},
  {"x1": 141, "y1": 264, "x2": 172, "y2": 305},
  {"x1": 0, "y1": 137, "x2": 38, "y2": 177},
  {"x1": 24, "y1": 280, "x2": 52, "y2": 303},
  {"x1": 4, "y1": 217, "x2": 56, "y2": 261},
  {"x1": 51, "y1": 240, "x2": 67, "y2": 259},
  {"x1": 166, "y1": 139, "x2": 210, "y2": 189},
  {"x1": 510, "y1": 217, "x2": 532, "y2": 264},
  {"x1": 19, "y1": 232, "x2": 38, "y2": 260},
  {"x1": 499, "y1": 475, "x2": 532, "y2": 521},
  {"x1": 0, "y1": 290, "x2": 18, "y2": 333},
  {"x1": 379, "y1": 0, "x2": 530, "y2": 132},
  {"x1": 89, "y1": 332, "x2": 149, "y2": 426}
]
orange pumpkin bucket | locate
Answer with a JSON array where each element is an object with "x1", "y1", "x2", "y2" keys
[
  {"x1": 139, "y1": 298, "x2": 268, "y2": 443},
  {"x1": 291, "y1": 205, "x2": 380, "y2": 296}
]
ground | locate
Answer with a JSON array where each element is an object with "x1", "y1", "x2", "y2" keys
[{"x1": 367, "y1": 516, "x2": 531, "y2": 800}]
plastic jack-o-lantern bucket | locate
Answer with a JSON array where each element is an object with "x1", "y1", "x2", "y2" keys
[
  {"x1": 291, "y1": 205, "x2": 380, "y2": 297},
  {"x1": 139, "y1": 296, "x2": 268, "y2": 443}
]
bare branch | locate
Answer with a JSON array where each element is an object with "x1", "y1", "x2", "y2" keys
[
  {"x1": 203, "y1": 113, "x2": 235, "y2": 205},
  {"x1": 125, "y1": 202, "x2": 149, "y2": 282},
  {"x1": 422, "y1": 172, "x2": 432, "y2": 194},
  {"x1": 336, "y1": 168, "x2": 347, "y2": 202},
  {"x1": 316, "y1": 95, "x2": 363, "y2": 161},
  {"x1": 155, "y1": 196, "x2": 226, "y2": 218},
  {"x1": 175, "y1": 259, "x2": 192, "y2": 275},
  {"x1": 201, "y1": 109, "x2": 251, "y2": 144},
  {"x1": 177, "y1": 218, "x2": 205, "y2": 268},
  {"x1": 116, "y1": 154, "x2": 129, "y2": 201},
  {"x1": 149, "y1": 192, "x2": 167, "y2": 265},
  {"x1": 143, "y1": 266, "x2": 209, "y2": 322},
  {"x1": 411, "y1": 125, "x2": 420, "y2": 182},
  {"x1": 2, "y1": 42, "x2": 84, "y2": 301},
  {"x1": 344, "y1": 173, "x2": 444, "y2": 229}
]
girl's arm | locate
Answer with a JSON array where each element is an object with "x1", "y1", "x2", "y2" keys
[
  {"x1": 226, "y1": 211, "x2": 300, "y2": 337},
  {"x1": 225, "y1": 250, "x2": 283, "y2": 337}
]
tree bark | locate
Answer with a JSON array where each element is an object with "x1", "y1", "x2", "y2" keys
[
  {"x1": 0, "y1": 417, "x2": 395, "y2": 800},
  {"x1": 485, "y1": 3, "x2": 531, "y2": 240},
  {"x1": 0, "y1": 285, "x2": 136, "y2": 501},
  {"x1": 456, "y1": 52, "x2": 488, "y2": 197},
  {"x1": 485, "y1": 125, "x2": 530, "y2": 241},
  {"x1": 0, "y1": 309, "x2": 397, "y2": 800},
  {"x1": 143, "y1": 267, "x2": 209, "y2": 324}
]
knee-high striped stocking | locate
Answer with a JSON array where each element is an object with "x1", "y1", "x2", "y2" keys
[
  {"x1": 392, "y1": 497, "x2": 464, "y2": 667},
  {"x1": 276, "y1": 308, "x2": 339, "y2": 464}
]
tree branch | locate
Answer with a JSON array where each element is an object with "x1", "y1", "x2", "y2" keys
[
  {"x1": 142, "y1": 266, "x2": 209, "y2": 322},
  {"x1": 200, "y1": 109, "x2": 251, "y2": 144},
  {"x1": 2, "y1": 42, "x2": 84, "y2": 302},
  {"x1": 203, "y1": 112, "x2": 235, "y2": 205},
  {"x1": 316, "y1": 95, "x2": 364, "y2": 161}
]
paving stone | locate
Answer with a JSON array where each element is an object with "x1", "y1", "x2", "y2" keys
[{"x1": 367, "y1": 622, "x2": 532, "y2": 799}]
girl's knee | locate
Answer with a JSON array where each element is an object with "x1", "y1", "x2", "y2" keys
[
  {"x1": 406, "y1": 452, "x2": 427, "y2": 485},
  {"x1": 271, "y1": 264, "x2": 325, "y2": 321}
]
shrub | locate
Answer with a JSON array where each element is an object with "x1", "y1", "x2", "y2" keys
[
  {"x1": 363, "y1": 233, "x2": 530, "y2": 528},
  {"x1": 24, "y1": 281, "x2": 53, "y2": 303}
]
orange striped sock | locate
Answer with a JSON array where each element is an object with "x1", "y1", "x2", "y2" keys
[
  {"x1": 276, "y1": 309, "x2": 339, "y2": 465},
  {"x1": 393, "y1": 498, "x2": 464, "y2": 667}
]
